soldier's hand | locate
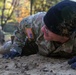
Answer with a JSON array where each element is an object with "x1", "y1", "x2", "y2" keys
[{"x1": 2, "y1": 51, "x2": 20, "y2": 59}]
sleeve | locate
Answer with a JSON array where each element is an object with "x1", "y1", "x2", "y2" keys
[
  {"x1": 10, "y1": 12, "x2": 46, "y2": 55},
  {"x1": 10, "y1": 18, "x2": 29, "y2": 55}
]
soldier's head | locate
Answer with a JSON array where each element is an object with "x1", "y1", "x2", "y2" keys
[{"x1": 41, "y1": 0, "x2": 76, "y2": 43}]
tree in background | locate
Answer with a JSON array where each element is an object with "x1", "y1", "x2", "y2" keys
[
  {"x1": 0, "y1": 0, "x2": 20, "y2": 29},
  {"x1": 30, "y1": 0, "x2": 61, "y2": 14},
  {"x1": 0, "y1": 0, "x2": 61, "y2": 29},
  {"x1": 15, "y1": 0, "x2": 30, "y2": 23},
  {"x1": 30, "y1": 0, "x2": 33, "y2": 15}
]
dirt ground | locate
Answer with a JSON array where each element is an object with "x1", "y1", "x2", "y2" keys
[
  {"x1": 0, "y1": 34, "x2": 76, "y2": 75},
  {"x1": 0, "y1": 54, "x2": 76, "y2": 75}
]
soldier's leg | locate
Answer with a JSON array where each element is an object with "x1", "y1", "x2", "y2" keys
[{"x1": 0, "y1": 41, "x2": 12, "y2": 54}]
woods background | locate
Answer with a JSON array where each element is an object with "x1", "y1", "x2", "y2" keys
[{"x1": 0, "y1": 0, "x2": 61, "y2": 33}]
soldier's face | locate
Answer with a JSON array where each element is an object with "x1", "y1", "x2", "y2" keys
[{"x1": 41, "y1": 25, "x2": 69, "y2": 43}]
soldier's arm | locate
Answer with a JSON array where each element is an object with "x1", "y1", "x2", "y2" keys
[{"x1": 10, "y1": 19, "x2": 29, "y2": 55}]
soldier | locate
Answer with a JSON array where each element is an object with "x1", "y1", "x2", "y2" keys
[
  {"x1": 2, "y1": 0, "x2": 76, "y2": 69},
  {"x1": 2, "y1": 12, "x2": 46, "y2": 58}
]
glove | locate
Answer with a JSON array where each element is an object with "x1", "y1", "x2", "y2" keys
[
  {"x1": 71, "y1": 62, "x2": 76, "y2": 69},
  {"x1": 68, "y1": 56, "x2": 76, "y2": 65},
  {"x1": 2, "y1": 51, "x2": 20, "y2": 59},
  {"x1": 21, "y1": 40, "x2": 38, "y2": 56}
]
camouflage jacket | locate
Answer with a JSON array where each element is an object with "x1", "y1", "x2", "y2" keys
[
  {"x1": 10, "y1": 12, "x2": 46, "y2": 54},
  {"x1": 10, "y1": 12, "x2": 76, "y2": 57},
  {"x1": 37, "y1": 32, "x2": 76, "y2": 58}
]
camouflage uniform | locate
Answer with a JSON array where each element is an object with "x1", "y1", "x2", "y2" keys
[
  {"x1": 38, "y1": 0, "x2": 76, "y2": 58},
  {"x1": 10, "y1": 12, "x2": 46, "y2": 55},
  {"x1": 37, "y1": 33, "x2": 76, "y2": 58},
  {"x1": 1, "y1": 9, "x2": 76, "y2": 58}
]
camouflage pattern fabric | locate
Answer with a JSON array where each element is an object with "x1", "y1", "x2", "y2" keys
[
  {"x1": 10, "y1": 12, "x2": 46, "y2": 55},
  {"x1": 37, "y1": 32, "x2": 76, "y2": 58},
  {"x1": 1, "y1": 11, "x2": 76, "y2": 58}
]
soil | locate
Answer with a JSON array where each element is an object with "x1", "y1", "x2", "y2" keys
[{"x1": 0, "y1": 54, "x2": 76, "y2": 75}]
